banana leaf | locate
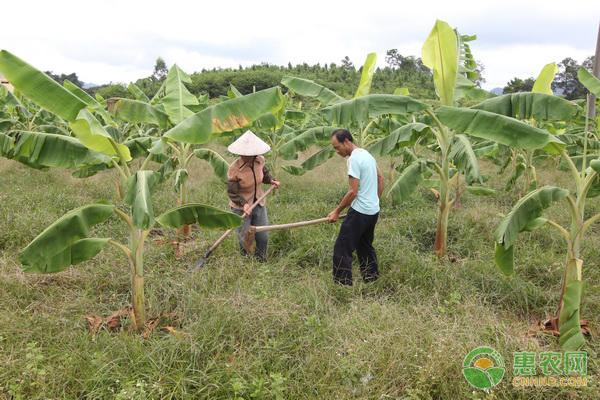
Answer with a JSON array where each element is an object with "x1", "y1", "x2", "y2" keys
[
  {"x1": 449, "y1": 134, "x2": 482, "y2": 184},
  {"x1": 10, "y1": 130, "x2": 112, "y2": 168},
  {"x1": 281, "y1": 76, "x2": 345, "y2": 106},
  {"x1": 578, "y1": 67, "x2": 600, "y2": 96},
  {"x1": 471, "y1": 93, "x2": 581, "y2": 121},
  {"x1": 532, "y1": 63, "x2": 558, "y2": 95},
  {"x1": 194, "y1": 148, "x2": 230, "y2": 183},
  {"x1": 0, "y1": 50, "x2": 87, "y2": 122},
  {"x1": 321, "y1": 95, "x2": 430, "y2": 126},
  {"x1": 63, "y1": 80, "x2": 116, "y2": 126},
  {"x1": 108, "y1": 98, "x2": 169, "y2": 130},
  {"x1": 437, "y1": 106, "x2": 566, "y2": 153},
  {"x1": 128, "y1": 83, "x2": 150, "y2": 103},
  {"x1": 354, "y1": 53, "x2": 376, "y2": 98},
  {"x1": 279, "y1": 126, "x2": 337, "y2": 160},
  {"x1": 366, "y1": 123, "x2": 430, "y2": 156},
  {"x1": 156, "y1": 204, "x2": 242, "y2": 229},
  {"x1": 388, "y1": 160, "x2": 431, "y2": 205},
  {"x1": 70, "y1": 109, "x2": 132, "y2": 161},
  {"x1": 162, "y1": 64, "x2": 198, "y2": 125},
  {"x1": 422, "y1": 20, "x2": 457, "y2": 106},
  {"x1": 124, "y1": 171, "x2": 161, "y2": 230},
  {"x1": 164, "y1": 87, "x2": 285, "y2": 144},
  {"x1": 20, "y1": 203, "x2": 115, "y2": 273},
  {"x1": 493, "y1": 186, "x2": 569, "y2": 276}
]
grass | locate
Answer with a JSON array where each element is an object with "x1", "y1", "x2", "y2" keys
[{"x1": 0, "y1": 150, "x2": 598, "y2": 399}]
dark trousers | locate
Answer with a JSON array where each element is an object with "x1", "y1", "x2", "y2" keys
[{"x1": 333, "y1": 207, "x2": 379, "y2": 285}]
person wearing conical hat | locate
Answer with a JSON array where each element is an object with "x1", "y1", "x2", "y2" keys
[{"x1": 226, "y1": 130, "x2": 280, "y2": 261}]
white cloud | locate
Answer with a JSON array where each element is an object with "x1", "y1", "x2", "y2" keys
[{"x1": 2, "y1": 0, "x2": 598, "y2": 89}]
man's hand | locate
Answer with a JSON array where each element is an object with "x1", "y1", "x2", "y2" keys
[
  {"x1": 243, "y1": 203, "x2": 252, "y2": 217},
  {"x1": 271, "y1": 179, "x2": 280, "y2": 189},
  {"x1": 327, "y1": 210, "x2": 340, "y2": 223}
]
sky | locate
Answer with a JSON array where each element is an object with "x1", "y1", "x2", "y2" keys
[{"x1": 2, "y1": 0, "x2": 598, "y2": 91}]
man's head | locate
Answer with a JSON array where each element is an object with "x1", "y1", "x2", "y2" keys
[{"x1": 331, "y1": 129, "x2": 355, "y2": 157}]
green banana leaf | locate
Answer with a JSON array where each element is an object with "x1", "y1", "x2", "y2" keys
[
  {"x1": 465, "y1": 186, "x2": 495, "y2": 196},
  {"x1": 394, "y1": 88, "x2": 410, "y2": 96},
  {"x1": 354, "y1": 53, "x2": 377, "y2": 98},
  {"x1": 10, "y1": 131, "x2": 112, "y2": 168},
  {"x1": 453, "y1": 32, "x2": 477, "y2": 102},
  {"x1": 281, "y1": 165, "x2": 305, "y2": 175},
  {"x1": 156, "y1": 204, "x2": 242, "y2": 229},
  {"x1": 63, "y1": 80, "x2": 116, "y2": 126},
  {"x1": 471, "y1": 92, "x2": 581, "y2": 121},
  {"x1": 366, "y1": 123, "x2": 430, "y2": 156},
  {"x1": 436, "y1": 106, "x2": 566, "y2": 153},
  {"x1": 108, "y1": 98, "x2": 169, "y2": 130},
  {"x1": 281, "y1": 76, "x2": 345, "y2": 106},
  {"x1": 123, "y1": 137, "x2": 168, "y2": 162},
  {"x1": 228, "y1": 84, "x2": 243, "y2": 99},
  {"x1": 194, "y1": 148, "x2": 230, "y2": 183},
  {"x1": 449, "y1": 134, "x2": 482, "y2": 184},
  {"x1": 70, "y1": 109, "x2": 132, "y2": 161},
  {"x1": 128, "y1": 83, "x2": 150, "y2": 103},
  {"x1": 388, "y1": 160, "x2": 430, "y2": 205},
  {"x1": 0, "y1": 50, "x2": 87, "y2": 122},
  {"x1": 505, "y1": 162, "x2": 526, "y2": 191},
  {"x1": 173, "y1": 169, "x2": 189, "y2": 193},
  {"x1": 162, "y1": 64, "x2": 198, "y2": 126},
  {"x1": 279, "y1": 126, "x2": 337, "y2": 160},
  {"x1": 124, "y1": 171, "x2": 161, "y2": 230},
  {"x1": 321, "y1": 95, "x2": 430, "y2": 126},
  {"x1": 578, "y1": 67, "x2": 600, "y2": 97},
  {"x1": 472, "y1": 141, "x2": 498, "y2": 158},
  {"x1": 164, "y1": 87, "x2": 285, "y2": 144},
  {"x1": 532, "y1": 63, "x2": 558, "y2": 95},
  {"x1": 558, "y1": 258, "x2": 585, "y2": 350},
  {"x1": 284, "y1": 110, "x2": 305, "y2": 121},
  {"x1": 95, "y1": 93, "x2": 107, "y2": 108},
  {"x1": 591, "y1": 159, "x2": 600, "y2": 175},
  {"x1": 421, "y1": 20, "x2": 458, "y2": 106},
  {"x1": 19, "y1": 203, "x2": 115, "y2": 273},
  {"x1": 493, "y1": 186, "x2": 569, "y2": 276},
  {"x1": 558, "y1": 154, "x2": 600, "y2": 172}
]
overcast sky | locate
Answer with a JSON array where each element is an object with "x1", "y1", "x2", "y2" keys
[{"x1": 3, "y1": 0, "x2": 598, "y2": 91}]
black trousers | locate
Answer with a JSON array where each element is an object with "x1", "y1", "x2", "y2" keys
[{"x1": 333, "y1": 207, "x2": 379, "y2": 285}]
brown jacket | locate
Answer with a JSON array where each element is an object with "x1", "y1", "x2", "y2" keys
[{"x1": 227, "y1": 156, "x2": 274, "y2": 210}]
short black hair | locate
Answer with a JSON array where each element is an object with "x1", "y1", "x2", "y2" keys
[{"x1": 331, "y1": 129, "x2": 354, "y2": 143}]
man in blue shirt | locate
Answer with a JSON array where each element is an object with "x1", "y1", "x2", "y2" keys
[{"x1": 328, "y1": 129, "x2": 384, "y2": 285}]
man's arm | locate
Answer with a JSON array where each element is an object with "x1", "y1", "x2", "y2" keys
[
  {"x1": 328, "y1": 176, "x2": 359, "y2": 222},
  {"x1": 377, "y1": 167, "x2": 384, "y2": 199}
]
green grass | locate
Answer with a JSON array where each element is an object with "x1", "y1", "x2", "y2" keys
[{"x1": 0, "y1": 152, "x2": 598, "y2": 399}]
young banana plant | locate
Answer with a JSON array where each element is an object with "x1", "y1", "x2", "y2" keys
[
  {"x1": 493, "y1": 68, "x2": 600, "y2": 350},
  {"x1": 0, "y1": 50, "x2": 243, "y2": 330}
]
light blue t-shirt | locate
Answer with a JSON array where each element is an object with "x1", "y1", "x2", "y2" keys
[{"x1": 347, "y1": 148, "x2": 379, "y2": 215}]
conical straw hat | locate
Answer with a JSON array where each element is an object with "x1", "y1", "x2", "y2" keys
[{"x1": 227, "y1": 130, "x2": 271, "y2": 156}]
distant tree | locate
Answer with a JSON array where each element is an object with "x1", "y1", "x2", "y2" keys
[
  {"x1": 503, "y1": 77, "x2": 535, "y2": 94},
  {"x1": 552, "y1": 56, "x2": 594, "y2": 100},
  {"x1": 93, "y1": 83, "x2": 134, "y2": 99},
  {"x1": 153, "y1": 57, "x2": 168, "y2": 80},
  {"x1": 473, "y1": 60, "x2": 486, "y2": 88},
  {"x1": 44, "y1": 71, "x2": 85, "y2": 88},
  {"x1": 341, "y1": 56, "x2": 354, "y2": 70}
]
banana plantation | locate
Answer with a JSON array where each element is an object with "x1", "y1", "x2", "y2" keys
[{"x1": 1, "y1": 19, "x2": 599, "y2": 399}]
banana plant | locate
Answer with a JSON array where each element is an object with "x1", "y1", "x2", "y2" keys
[
  {"x1": 107, "y1": 66, "x2": 285, "y2": 205},
  {"x1": 361, "y1": 20, "x2": 572, "y2": 260},
  {"x1": 0, "y1": 50, "x2": 243, "y2": 330},
  {"x1": 492, "y1": 68, "x2": 600, "y2": 350}
]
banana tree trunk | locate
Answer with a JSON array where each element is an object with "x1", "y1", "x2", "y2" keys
[{"x1": 131, "y1": 228, "x2": 146, "y2": 331}]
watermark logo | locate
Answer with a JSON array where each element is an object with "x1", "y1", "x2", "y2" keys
[
  {"x1": 463, "y1": 347, "x2": 505, "y2": 389},
  {"x1": 512, "y1": 351, "x2": 587, "y2": 387}
]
